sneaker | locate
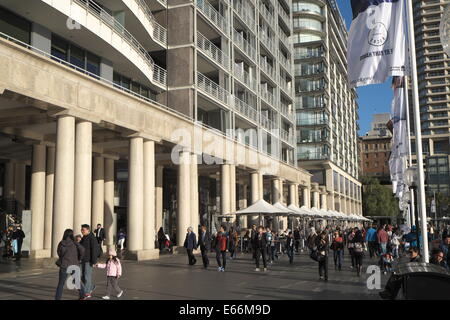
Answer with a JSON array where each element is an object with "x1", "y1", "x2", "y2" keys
[
  {"x1": 217, "y1": 267, "x2": 222, "y2": 272},
  {"x1": 117, "y1": 290, "x2": 123, "y2": 298},
  {"x1": 102, "y1": 296, "x2": 110, "y2": 300},
  {"x1": 221, "y1": 267, "x2": 225, "y2": 272},
  {"x1": 255, "y1": 268, "x2": 260, "y2": 272},
  {"x1": 319, "y1": 276, "x2": 324, "y2": 280},
  {"x1": 79, "y1": 293, "x2": 91, "y2": 300}
]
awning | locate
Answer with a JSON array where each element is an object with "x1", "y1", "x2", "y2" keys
[{"x1": 234, "y1": 199, "x2": 286, "y2": 216}]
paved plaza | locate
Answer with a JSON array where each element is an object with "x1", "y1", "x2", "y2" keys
[{"x1": 0, "y1": 251, "x2": 387, "y2": 300}]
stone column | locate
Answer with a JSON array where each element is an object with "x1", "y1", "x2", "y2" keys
[
  {"x1": 289, "y1": 183, "x2": 296, "y2": 206},
  {"x1": 249, "y1": 171, "x2": 260, "y2": 226},
  {"x1": 91, "y1": 156, "x2": 104, "y2": 228},
  {"x1": 190, "y1": 153, "x2": 199, "y2": 231},
  {"x1": 44, "y1": 146, "x2": 55, "y2": 251},
  {"x1": 240, "y1": 183, "x2": 248, "y2": 228},
  {"x1": 221, "y1": 164, "x2": 230, "y2": 214},
  {"x1": 128, "y1": 137, "x2": 144, "y2": 254},
  {"x1": 279, "y1": 179, "x2": 285, "y2": 204},
  {"x1": 320, "y1": 186, "x2": 327, "y2": 210},
  {"x1": 302, "y1": 186, "x2": 310, "y2": 208},
  {"x1": 177, "y1": 150, "x2": 191, "y2": 247},
  {"x1": 229, "y1": 164, "x2": 236, "y2": 216},
  {"x1": 74, "y1": 121, "x2": 92, "y2": 230},
  {"x1": 104, "y1": 157, "x2": 116, "y2": 251},
  {"x1": 52, "y1": 115, "x2": 75, "y2": 257},
  {"x1": 259, "y1": 172, "x2": 264, "y2": 200},
  {"x1": 143, "y1": 140, "x2": 158, "y2": 259},
  {"x1": 14, "y1": 162, "x2": 26, "y2": 210},
  {"x1": 4, "y1": 162, "x2": 15, "y2": 200},
  {"x1": 30, "y1": 144, "x2": 47, "y2": 258},
  {"x1": 272, "y1": 178, "x2": 281, "y2": 203},
  {"x1": 311, "y1": 183, "x2": 320, "y2": 208},
  {"x1": 155, "y1": 165, "x2": 164, "y2": 232}
]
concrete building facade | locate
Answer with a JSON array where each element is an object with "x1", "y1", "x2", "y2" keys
[
  {"x1": 0, "y1": 0, "x2": 320, "y2": 260},
  {"x1": 292, "y1": 0, "x2": 362, "y2": 215}
]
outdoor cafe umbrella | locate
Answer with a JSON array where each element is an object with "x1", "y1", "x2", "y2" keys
[{"x1": 234, "y1": 199, "x2": 286, "y2": 226}]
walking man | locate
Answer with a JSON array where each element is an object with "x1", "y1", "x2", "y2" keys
[
  {"x1": 365, "y1": 224, "x2": 378, "y2": 258},
  {"x1": 198, "y1": 225, "x2": 211, "y2": 269},
  {"x1": 12, "y1": 226, "x2": 25, "y2": 261},
  {"x1": 254, "y1": 226, "x2": 268, "y2": 272},
  {"x1": 94, "y1": 224, "x2": 106, "y2": 246},
  {"x1": 184, "y1": 227, "x2": 197, "y2": 266},
  {"x1": 79, "y1": 224, "x2": 101, "y2": 300},
  {"x1": 286, "y1": 231, "x2": 295, "y2": 264}
]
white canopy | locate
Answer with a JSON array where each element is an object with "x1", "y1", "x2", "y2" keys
[
  {"x1": 299, "y1": 206, "x2": 317, "y2": 217},
  {"x1": 272, "y1": 202, "x2": 295, "y2": 215},
  {"x1": 234, "y1": 199, "x2": 285, "y2": 216}
]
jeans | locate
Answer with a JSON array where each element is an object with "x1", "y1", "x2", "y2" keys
[
  {"x1": 80, "y1": 262, "x2": 93, "y2": 297},
  {"x1": 287, "y1": 247, "x2": 294, "y2": 264},
  {"x1": 270, "y1": 246, "x2": 277, "y2": 261},
  {"x1": 318, "y1": 256, "x2": 328, "y2": 279},
  {"x1": 55, "y1": 268, "x2": 68, "y2": 300},
  {"x1": 392, "y1": 246, "x2": 399, "y2": 259},
  {"x1": 333, "y1": 250, "x2": 343, "y2": 268},
  {"x1": 216, "y1": 250, "x2": 226, "y2": 269},
  {"x1": 380, "y1": 243, "x2": 387, "y2": 255},
  {"x1": 255, "y1": 247, "x2": 267, "y2": 269}
]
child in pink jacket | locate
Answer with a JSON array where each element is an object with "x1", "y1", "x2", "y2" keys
[{"x1": 96, "y1": 248, "x2": 123, "y2": 300}]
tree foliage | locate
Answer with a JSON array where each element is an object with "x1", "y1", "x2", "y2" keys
[{"x1": 361, "y1": 176, "x2": 400, "y2": 218}]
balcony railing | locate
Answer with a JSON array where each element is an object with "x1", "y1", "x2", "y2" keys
[
  {"x1": 259, "y1": 27, "x2": 276, "y2": 54},
  {"x1": 233, "y1": 97, "x2": 258, "y2": 123},
  {"x1": 280, "y1": 129, "x2": 295, "y2": 145},
  {"x1": 197, "y1": 72, "x2": 229, "y2": 105},
  {"x1": 298, "y1": 151, "x2": 329, "y2": 160},
  {"x1": 259, "y1": 2, "x2": 275, "y2": 26},
  {"x1": 234, "y1": 65, "x2": 257, "y2": 91},
  {"x1": 233, "y1": 30, "x2": 257, "y2": 60},
  {"x1": 278, "y1": 3, "x2": 291, "y2": 27},
  {"x1": 197, "y1": 0, "x2": 229, "y2": 35},
  {"x1": 278, "y1": 52, "x2": 292, "y2": 74},
  {"x1": 260, "y1": 114, "x2": 277, "y2": 132},
  {"x1": 153, "y1": 64, "x2": 167, "y2": 87},
  {"x1": 280, "y1": 102, "x2": 295, "y2": 122},
  {"x1": 279, "y1": 76, "x2": 292, "y2": 95},
  {"x1": 135, "y1": 0, "x2": 167, "y2": 45},
  {"x1": 259, "y1": 57, "x2": 276, "y2": 80},
  {"x1": 260, "y1": 88, "x2": 277, "y2": 108},
  {"x1": 73, "y1": 0, "x2": 155, "y2": 70},
  {"x1": 234, "y1": 1, "x2": 256, "y2": 33},
  {"x1": 197, "y1": 32, "x2": 229, "y2": 70}
]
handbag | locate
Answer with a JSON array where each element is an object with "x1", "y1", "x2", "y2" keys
[
  {"x1": 354, "y1": 242, "x2": 363, "y2": 253},
  {"x1": 309, "y1": 250, "x2": 319, "y2": 262}
]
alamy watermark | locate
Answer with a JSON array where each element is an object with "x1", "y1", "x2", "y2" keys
[{"x1": 366, "y1": 265, "x2": 381, "y2": 290}]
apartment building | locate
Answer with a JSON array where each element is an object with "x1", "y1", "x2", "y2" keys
[
  {"x1": 413, "y1": 0, "x2": 450, "y2": 197},
  {"x1": 292, "y1": 0, "x2": 362, "y2": 214}
]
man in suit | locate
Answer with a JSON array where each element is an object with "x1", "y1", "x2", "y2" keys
[
  {"x1": 184, "y1": 227, "x2": 197, "y2": 265},
  {"x1": 94, "y1": 224, "x2": 106, "y2": 246},
  {"x1": 198, "y1": 225, "x2": 211, "y2": 269}
]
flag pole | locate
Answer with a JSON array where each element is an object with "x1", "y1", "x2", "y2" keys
[
  {"x1": 403, "y1": 78, "x2": 415, "y2": 228},
  {"x1": 405, "y1": 0, "x2": 429, "y2": 262}
]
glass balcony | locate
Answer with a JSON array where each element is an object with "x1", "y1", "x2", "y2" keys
[
  {"x1": 260, "y1": 88, "x2": 277, "y2": 109},
  {"x1": 259, "y1": 27, "x2": 276, "y2": 54},
  {"x1": 234, "y1": 1, "x2": 256, "y2": 33},
  {"x1": 259, "y1": 2, "x2": 275, "y2": 27},
  {"x1": 260, "y1": 114, "x2": 277, "y2": 132},
  {"x1": 197, "y1": 32, "x2": 229, "y2": 70},
  {"x1": 234, "y1": 64, "x2": 257, "y2": 91},
  {"x1": 298, "y1": 151, "x2": 329, "y2": 160},
  {"x1": 259, "y1": 57, "x2": 276, "y2": 81}
]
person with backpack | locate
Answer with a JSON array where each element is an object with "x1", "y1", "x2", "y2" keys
[
  {"x1": 331, "y1": 231, "x2": 344, "y2": 271},
  {"x1": 351, "y1": 228, "x2": 365, "y2": 277},
  {"x1": 55, "y1": 229, "x2": 85, "y2": 300},
  {"x1": 79, "y1": 224, "x2": 101, "y2": 300}
]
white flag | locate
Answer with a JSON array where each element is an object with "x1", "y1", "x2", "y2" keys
[
  {"x1": 347, "y1": 0, "x2": 407, "y2": 88},
  {"x1": 390, "y1": 80, "x2": 409, "y2": 158}
]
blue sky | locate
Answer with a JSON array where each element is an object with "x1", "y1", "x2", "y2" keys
[{"x1": 337, "y1": 0, "x2": 393, "y2": 135}]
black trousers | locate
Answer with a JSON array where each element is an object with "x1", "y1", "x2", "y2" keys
[
  {"x1": 255, "y1": 247, "x2": 267, "y2": 269},
  {"x1": 216, "y1": 250, "x2": 226, "y2": 269},
  {"x1": 294, "y1": 240, "x2": 300, "y2": 252},
  {"x1": 348, "y1": 248, "x2": 355, "y2": 267},
  {"x1": 200, "y1": 246, "x2": 209, "y2": 267},
  {"x1": 186, "y1": 249, "x2": 196, "y2": 265},
  {"x1": 368, "y1": 241, "x2": 377, "y2": 258},
  {"x1": 318, "y1": 256, "x2": 328, "y2": 279}
]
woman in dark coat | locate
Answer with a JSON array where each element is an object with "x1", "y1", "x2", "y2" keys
[
  {"x1": 157, "y1": 227, "x2": 165, "y2": 251},
  {"x1": 55, "y1": 229, "x2": 85, "y2": 300},
  {"x1": 315, "y1": 231, "x2": 329, "y2": 281},
  {"x1": 351, "y1": 228, "x2": 365, "y2": 277}
]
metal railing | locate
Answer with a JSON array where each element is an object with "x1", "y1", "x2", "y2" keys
[
  {"x1": 259, "y1": 2, "x2": 275, "y2": 26},
  {"x1": 196, "y1": 0, "x2": 229, "y2": 35},
  {"x1": 259, "y1": 27, "x2": 276, "y2": 54},
  {"x1": 197, "y1": 72, "x2": 230, "y2": 105},
  {"x1": 278, "y1": 3, "x2": 291, "y2": 27},
  {"x1": 73, "y1": 0, "x2": 155, "y2": 69},
  {"x1": 280, "y1": 102, "x2": 295, "y2": 122},
  {"x1": 279, "y1": 76, "x2": 292, "y2": 95},
  {"x1": 260, "y1": 114, "x2": 277, "y2": 132},
  {"x1": 259, "y1": 57, "x2": 276, "y2": 80},
  {"x1": 233, "y1": 30, "x2": 256, "y2": 60},
  {"x1": 135, "y1": 0, "x2": 167, "y2": 45},
  {"x1": 153, "y1": 64, "x2": 167, "y2": 87},
  {"x1": 233, "y1": 97, "x2": 258, "y2": 123},
  {"x1": 260, "y1": 88, "x2": 277, "y2": 108},
  {"x1": 280, "y1": 129, "x2": 295, "y2": 145},
  {"x1": 278, "y1": 52, "x2": 292, "y2": 74},
  {"x1": 197, "y1": 32, "x2": 229, "y2": 70},
  {"x1": 234, "y1": 1, "x2": 256, "y2": 33},
  {"x1": 234, "y1": 64, "x2": 257, "y2": 91}
]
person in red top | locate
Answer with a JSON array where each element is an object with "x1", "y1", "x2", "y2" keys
[
  {"x1": 213, "y1": 226, "x2": 228, "y2": 272},
  {"x1": 377, "y1": 226, "x2": 389, "y2": 255},
  {"x1": 330, "y1": 231, "x2": 344, "y2": 271}
]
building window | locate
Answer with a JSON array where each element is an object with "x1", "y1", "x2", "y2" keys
[{"x1": 0, "y1": 7, "x2": 31, "y2": 44}]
